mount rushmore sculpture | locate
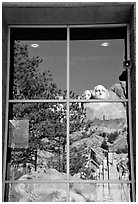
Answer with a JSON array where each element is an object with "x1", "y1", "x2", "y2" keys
[{"x1": 81, "y1": 84, "x2": 126, "y2": 120}]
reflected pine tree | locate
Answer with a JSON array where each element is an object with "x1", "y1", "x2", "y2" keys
[
  {"x1": 11, "y1": 41, "x2": 68, "y2": 174},
  {"x1": 10, "y1": 41, "x2": 83, "y2": 176}
]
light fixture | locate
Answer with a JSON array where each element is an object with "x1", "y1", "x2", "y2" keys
[
  {"x1": 101, "y1": 42, "x2": 110, "y2": 47},
  {"x1": 31, "y1": 43, "x2": 39, "y2": 48}
]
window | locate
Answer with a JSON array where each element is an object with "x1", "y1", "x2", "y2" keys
[{"x1": 3, "y1": 26, "x2": 135, "y2": 202}]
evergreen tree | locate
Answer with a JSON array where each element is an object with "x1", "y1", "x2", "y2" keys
[
  {"x1": 9, "y1": 41, "x2": 90, "y2": 179},
  {"x1": 10, "y1": 41, "x2": 67, "y2": 174}
]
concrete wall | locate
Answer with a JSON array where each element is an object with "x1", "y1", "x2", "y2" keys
[{"x1": 2, "y1": 3, "x2": 133, "y2": 25}]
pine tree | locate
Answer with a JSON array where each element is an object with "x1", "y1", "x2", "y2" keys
[{"x1": 10, "y1": 41, "x2": 67, "y2": 174}]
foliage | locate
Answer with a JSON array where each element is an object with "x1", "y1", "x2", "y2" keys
[
  {"x1": 10, "y1": 41, "x2": 85, "y2": 176},
  {"x1": 10, "y1": 41, "x2": 68, "y2": 173},
  {"x1": 69, "y1": 103, "x2": 86, "y2": 134},
  {"x1": 101, "y1": 139, "x2": 108, "y2": 151},
  {"x1": 13, "y1": 41, "x2": 60, "y2": 99},
  {"x1": 84, "y1": 120, "x2": 92, "y2": 131},
  {"x1": 70, "y1": 145, "x2": 88, "y2": 175},
  {"x1": 115, "y1": 145, "x2": 128, "y2": 154},
  {"x1": 108, "y1": 131, "x2": 119, "y2": 143}
]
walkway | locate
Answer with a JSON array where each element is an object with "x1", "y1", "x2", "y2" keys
[{"x1": 96, "y1": 160, "x2": 130, "y2": 202}]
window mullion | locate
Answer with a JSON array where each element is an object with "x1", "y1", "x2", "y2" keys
[
  {"x1": 126, "y1": 25, "x2": 135, "y2": 202},
  {"x1": 127, "y1": 68, "x2": 135, "y2": 201},
  {"x1": 66, "y1": 26, "x2": 70, "y2": 202},
  {"x1": 8, "y1": 99, "x2": 67, "y2": 103},
  {"x1": 2, "y1": 27, "x2": 11, "y2": 201},
  {"x1": 4, "y1": 179, "x2": 133, "y2": 184}
]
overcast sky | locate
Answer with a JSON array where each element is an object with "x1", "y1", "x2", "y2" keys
[{"x1": 24, "y1": 39, "x2": 124, "y2": 96}]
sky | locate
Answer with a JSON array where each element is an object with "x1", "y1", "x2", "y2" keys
[{"x1": 23, "y1": 38, "x2": 125, "y2": 96}]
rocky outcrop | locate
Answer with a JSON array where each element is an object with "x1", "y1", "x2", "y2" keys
[
  {"x1": 84, "y1": 86, "x2": 126, "y2": 120},
  {"x1": 111, "y1": 81, "x2": 126, "y2": 99},
  {"x1": 85, "y1": 101, "x2": 126, "y2": 120},
  {"x1": 9, "y1": 169, "x2": 97, "y2": 202}
]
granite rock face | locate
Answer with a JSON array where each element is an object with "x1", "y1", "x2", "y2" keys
[
  {"x1": 85, "y1": 101, "x2": 126, "y2": 120},
  {"x1": 84, "y1": 87, "x2": 126, "y2": 120},
  {"x1": 111, "y1": 81, "x2": 126, "y2": 99}
]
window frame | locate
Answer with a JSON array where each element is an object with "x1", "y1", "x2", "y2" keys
[{"x1": 3, "y1": 24, "x2": 135, "y2": 202}]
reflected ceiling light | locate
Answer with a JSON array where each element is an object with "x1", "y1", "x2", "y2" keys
[
  {"x1": 31, "y1": 43, "x2": 39, "y2": 48},
  {"x1": 101, "y1": 42, "x2": 110, "y2": 47}
]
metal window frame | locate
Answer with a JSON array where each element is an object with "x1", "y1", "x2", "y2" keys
[
  {"x1": 3, "y1": 24, "x2": 135, "y2": 202},
  {"x1": 126, "y1": 25, "x2": 135, "y2": 202}
]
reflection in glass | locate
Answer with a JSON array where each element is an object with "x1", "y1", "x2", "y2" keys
[
  {"x1": 6, "y1": 182, "x2": 67, "y2": 202},
  {"x1": 11, "y1": 38, "x2": 67, "y2": 100},
  {"x1": 9, "y1": 120, "x2": 29, "y2": 149},
  {"x1": 6, "y1": 103, "x2": 67, "y2": 180},
  {"x1": 69, "y1": 183, "x2": 131, "y2": 202},
  {"x1": 70, "y1": 37, "x2": 126, "y2": 99},
  {"x1": 69, "y1": 102, "x2": 129, "y2": 181}
]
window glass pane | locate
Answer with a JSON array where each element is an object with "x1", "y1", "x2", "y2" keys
[
  {"x1": 5, "y1": 182, "x2": 67, "y2": 202},
  {"x1": 69, "y1": 183, "x2": 131, "y2": 202},
  {"x1": 69, "y1": 102, "x2": 130, "y2": 181},
  {"x1": 70, "y1": 28, "x2": 126, "y2": 99},
  {"x1": 10, "y1": 28, "x2": 67, "y2": 100},
  {"x1": 6, "y1": 103, "x2": 67, "y2": 180},
  {"x1": 5, "y1": 26, "x2": 133, "y2": 202}
]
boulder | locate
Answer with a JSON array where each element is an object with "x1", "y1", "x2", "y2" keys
[{"x1": 9, "y1": 168, "x2": 97, "y2": 202}]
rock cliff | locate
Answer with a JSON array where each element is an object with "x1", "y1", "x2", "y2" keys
[{"x1": 84, "y1": 83, "x2": 126, "y2": 120}]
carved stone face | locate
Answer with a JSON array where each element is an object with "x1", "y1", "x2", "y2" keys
[
  {"x1": 92, "y1": 85, "x2": 109, "y2": 99},
  {"x1": 82, "y1": 90, "x2": 92, "y2": 99}
]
